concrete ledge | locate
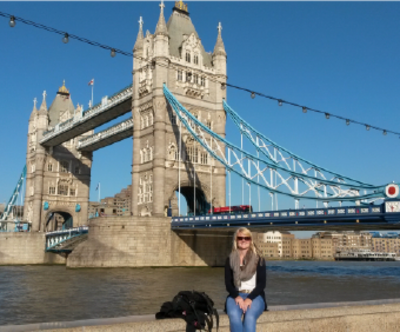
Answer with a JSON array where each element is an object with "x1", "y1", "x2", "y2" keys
[{"x1": 2, "y1": 299, "x2": 400, "y2": 332}]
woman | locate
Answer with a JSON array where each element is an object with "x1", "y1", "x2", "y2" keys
[{"x1": 225, "y1": 227, "x2": 267, "y2": 332}]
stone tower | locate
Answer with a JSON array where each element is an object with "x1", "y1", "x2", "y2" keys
[
  {"x1": 24, "y1": 82, "x2": 93, "y2": 231},
  {"x1": 131, "y1": 1, "x2": 227, "y2": 217}
]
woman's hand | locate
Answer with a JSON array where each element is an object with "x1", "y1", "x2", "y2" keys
[
  {"x1": 234, "y1": 296, "x2": 244, "y2": 309},
  {"x1": 241, "y1": 298, "x2": 253, "y2": 313}
]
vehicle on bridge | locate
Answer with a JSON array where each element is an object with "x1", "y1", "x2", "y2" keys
[{"x1": 208, "y1": 205, "x2": 253, "y2": 215}]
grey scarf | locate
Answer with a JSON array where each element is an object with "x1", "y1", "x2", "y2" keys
[{"x1": 229, "y1": 250, "x2": 259, "y2": 289}]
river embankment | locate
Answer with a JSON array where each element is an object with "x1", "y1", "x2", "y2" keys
[{"x1": 2, "y1": 300, "x2": 400, "y2": 332}]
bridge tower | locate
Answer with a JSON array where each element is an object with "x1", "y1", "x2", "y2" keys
[
  {"x1": 131, "y1": 1, "x2": 227, "y2": 217},
  {"x1": 24, "y1": 82, "x2": 93, "y2": 231}
]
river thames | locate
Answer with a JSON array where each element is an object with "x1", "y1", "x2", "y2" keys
[{"x1": 1, "y1": 260, "x2": 400, "y2": 326}]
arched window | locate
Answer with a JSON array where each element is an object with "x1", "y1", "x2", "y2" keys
[
  {"x1": 185, "y1": 52, "x2": 191, "y2": 63},
  {"x1": 194, "y1": 54, "x2": 199, "y2": 65},
  {"x1": 145, "y1": 115, "x2": 149, "y2": 127},
  {"x1": 47, "y1": 163, "x2": 53, "y2": 172}
]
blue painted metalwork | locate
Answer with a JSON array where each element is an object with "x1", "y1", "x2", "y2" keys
[
  {"x1": 163, "y1": 84, "x2": 397, "y2": 203},
  {"x1": 0, "y1": 165, "x2": 26, "y2": 222},
  {"x1": 43, "y1": 202, "x2": 49, "y2": 210},
  {"x1": 171, "y1": 200, "x2": 400, "y2": 230},
  {"x1": 45, "y1": 226, "x2": 88, "y2": 252},
  {"x1": 75, "y1": 204, "x2": 81, "y2": 212},
  {"x1": 223, "y1": 100, "x2": 373, "y2": 187}
]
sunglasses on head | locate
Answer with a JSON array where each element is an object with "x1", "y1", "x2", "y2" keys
[{"x1": 237, "y1": 236, "x2": 251, "y2": 241}]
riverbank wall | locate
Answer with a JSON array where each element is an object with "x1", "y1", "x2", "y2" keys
[
  {"x1": 67, "y1": 216, "x2": 234, "y2": 268},
  {"x1": 2, "y1": 300, "x2": 400, "y2": 332},
  {"x1": 0, "y1": 233, "x2": 65, "y2": 265}
]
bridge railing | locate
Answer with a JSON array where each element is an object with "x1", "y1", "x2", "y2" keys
[
  {"x1": 171, "y1": 204, "x2": 386, "y2": 226},
  {"x1": 46, "y1": 226, "x2": 88, "y2": 237},
  {"x1": 40, "y1": 85, "x2": 133, "y2": 142},
  {"x1": 45, "y1": 226, "x2": 89, "y2": 251},
  {"x1": 77, "y1": 118, "x2": 134, "y2": 149}
]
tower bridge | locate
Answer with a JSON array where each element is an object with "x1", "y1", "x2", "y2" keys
[{"x1": 2, "y1": 1, "x2": 399, "y2": 267}]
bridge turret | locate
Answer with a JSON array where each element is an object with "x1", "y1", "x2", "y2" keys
[
  {"x1": 131, "y1": 1, "x2": 227, "y2": 217},
  {"x1": 24, "y1": 91, "x2": 49, "y2": 231},
  {"x1": 212, "y1": 22, "x2": 227, "y2": 77},
  {"x1": 24, "y1": 83, "x2": 93, "y2": 232},
  {"x1": 133, "y1": 16, "x2": 144, "y2": 54}
]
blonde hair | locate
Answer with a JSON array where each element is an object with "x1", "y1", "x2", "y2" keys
[{"x1": 232, "y1": 227, "x2": 260, "y2": 255}]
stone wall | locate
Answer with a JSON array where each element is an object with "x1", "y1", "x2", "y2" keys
[
  {"x1": 0, "y1": 233, "x2": 65, "y2": 265},
  {"x1": 67, "y1": 216, "x2": 233, "y2": 268},
  {"x1": 28, "y1": 302, "x2": 400, "y2": 332}
]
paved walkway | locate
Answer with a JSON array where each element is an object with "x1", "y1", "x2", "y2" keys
[{"x1": 1, "y1": 298, "x2": 400, "y2": 332}]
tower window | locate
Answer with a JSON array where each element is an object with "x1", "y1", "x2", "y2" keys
[
  {"x1": 201, "y1": 152, "x2": 208, "y2": 165},
  {"x1": 70, "y1": 188, "x2": 76, "y2": 196},
  {"x1": 187, "y1": 146, "x2": 198, "y2": 163},
  {"x1": 193, "y1": 74, "x2": 199, "y2": 85},
  {"x1": 186, "y1": 72, "x2": 192, "y2": 82},
  {"x1": 48, "y1": 186, "x2": 56, "y2": 195},
  {"x1": 201, "y1": 77, "x2": 205, "y2": 87},
  {"x1": 186, "y1": 52, "x2": 191, "y2": 63},
  {"x1": 177, "y1": 70, "x2": 183, "y2": 81},
  {"x1": 47, "y1": 163, "x2": 53, "y2": 172},
  {"x1": 60, "y1": 161, "x2": 69, "y2": 173},
  {"x1": 58, "y1": 185, "x2": 68, "y2": 196},
  {"x1": 74, "y1": 166, "x2": 80, "y2": 174},
  {"x1": 194, "y1": 55, "x2": 199, "y2": 65},
  {"x1": 205, "y1": 120, "x2": 212, "y2": 130}
]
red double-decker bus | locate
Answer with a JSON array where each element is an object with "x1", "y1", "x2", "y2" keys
[{"x1": 208, "y1": 205, "x2": 253, "y2": 215}]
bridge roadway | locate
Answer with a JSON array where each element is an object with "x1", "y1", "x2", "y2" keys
[
  {"x1": 171, "y1": 202, "x2": 400, "y2": 231},
  {"x1": 39, "y1": 86, "x2": 133, "y2": 147}
]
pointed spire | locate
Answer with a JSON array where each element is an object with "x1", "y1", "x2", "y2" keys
[
  {"x1": 155, "y1": 1, "x2": 168, "y2": 36},
  {"x1": 133, "y1": 16, "x2": 144, "y2": 51},
  {"x1": 33, "y1": 97, "x2": 38, "y2": 111},
  {"x1": 213, "y1": 22, "x2": 226, "y2": 56},
  {"x1": 39, "y1": 90, "x2": 47, "y2": 111}
]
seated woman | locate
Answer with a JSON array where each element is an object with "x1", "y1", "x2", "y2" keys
[{"x1": 225, "y1": 227, "x2": 267, "y2": 332}]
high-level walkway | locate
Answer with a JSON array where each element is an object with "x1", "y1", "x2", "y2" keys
[
  {"x1": 77, "y1": 118, "x2": 133, "y2": 152},
  {"x1": 40, "y1": 86, "x2": 132, "y2": 147}
]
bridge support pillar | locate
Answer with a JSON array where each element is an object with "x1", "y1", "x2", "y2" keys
[{"x1": 67, "y1": 216, "x2": 233, "y2": 268}]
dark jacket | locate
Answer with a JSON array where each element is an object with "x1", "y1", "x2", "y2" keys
[{"x1": 224, "y1": 256, "x2": 268, "y2": 311}]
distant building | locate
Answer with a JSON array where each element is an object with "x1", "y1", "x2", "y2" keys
[
  {"x1": 292, "y1": 239, "x2": 313, "y2": 259},
  {"x1": 313, "y1": 231, "x2": 372, "y2": 253},
  {"x1": 372, "y1": 237, "x2": 400, "y2": 256},
  {"x1": 256, "y1": 231, "x2": 294, "y2": 258},
  {"x1": 312, "y1": 238, "x2": 334, "y2": 260},
  {"x1": 88, "y1": 185, "x2": 132, "y2": 218}
]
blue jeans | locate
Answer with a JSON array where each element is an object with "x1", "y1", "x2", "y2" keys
[{"x1": 226, "y1": 293, "x2": 265, "y2": 332}]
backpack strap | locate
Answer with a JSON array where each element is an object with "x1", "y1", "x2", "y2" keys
[{"x1": 199, "y1": 292, "x2": 219, "y2": 332}]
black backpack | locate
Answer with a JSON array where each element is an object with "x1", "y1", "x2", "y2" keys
[{"x1": 156, "y1": 290, "x2": 219, "y2": 332}]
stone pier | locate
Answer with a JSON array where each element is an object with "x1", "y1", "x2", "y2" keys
[
  {"x1": 67, "y1": 216, "x2": 233, "y2": 268},
  {"x1": 0, "y1": 233, "x2": 65, "y2": 265}
]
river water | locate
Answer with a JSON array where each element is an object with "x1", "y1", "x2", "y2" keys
[{"x1": 1, "y1": 260, "x2": 400, "y2": 326}]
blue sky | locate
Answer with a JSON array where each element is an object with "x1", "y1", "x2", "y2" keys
[{"x1": 1, "y1": 2, "x2": 399, "y2": 237}]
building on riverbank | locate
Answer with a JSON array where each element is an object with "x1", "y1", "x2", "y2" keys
[
  {"x1": 88, "y1": 185, "x2": 132, "y2": 218},
  {"x1": 372, "y1": 237, "x2": 400, "y2": 256},
  {"x1": 312, "y1": 231, "x2": 373, "y2": 253}
]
